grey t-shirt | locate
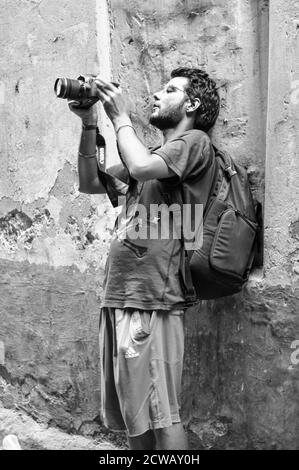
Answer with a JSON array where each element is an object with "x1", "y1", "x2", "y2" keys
[{"x1": 100, "y1": 129, "x2": 217, "y2": 311}]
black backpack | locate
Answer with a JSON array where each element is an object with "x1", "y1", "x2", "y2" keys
[
  {"x1": 96, "y1": 133, "x2": 261, "y2": 301},
  {"x1": 178, "y1": 146, "x2": 261, "y2": 301}
]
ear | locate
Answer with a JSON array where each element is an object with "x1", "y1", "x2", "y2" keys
[{"x1": 186, "y1": 98, "x2": 200, "y2": 113}]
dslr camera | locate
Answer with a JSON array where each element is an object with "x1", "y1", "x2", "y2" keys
[{"x1": 54, "y1": 74, "x2": 99, "y2": 109}]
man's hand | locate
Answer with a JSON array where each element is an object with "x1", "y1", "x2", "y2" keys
[
  {"x1": 92, "y1": 77, "x2": 174, "y2": 182},
  {"x1": 94, "y1": 77, "x2": 129, "y2": 127},
  {"x1": 68, "y1": 99, "x2": 98, "y2": 127}
]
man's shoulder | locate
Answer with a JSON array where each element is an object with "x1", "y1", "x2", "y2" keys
[
  {"x1": 173, "y1": 128, "x2": 210, "y2": 144},
  {"x1": 148, "y1": 129, "x2": 214, "y2": 184},
  {"x1": 150, "y1": 129, "x2": 211, "y2": 160},
  {"x1": 160, "y1": 129, "x2": 212, "y2": 159},
  {"x1": 150, "y1": 129, "x2": 210, "y2": 151}
]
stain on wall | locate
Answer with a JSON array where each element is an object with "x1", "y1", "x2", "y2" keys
[
  {"x1": 0, "y1": 0, "x2": 118, "y2": 436},
  {"x1": 109, "y1": 0, "x2": 269, "y2": 204}
]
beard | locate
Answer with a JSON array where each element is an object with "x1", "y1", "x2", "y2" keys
[{"x1": 149, "y1": 104, "x2": 184, "y2": 130}]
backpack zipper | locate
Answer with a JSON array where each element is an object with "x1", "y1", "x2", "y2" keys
[{"x1": 217, "y1": 206, "x2": 257, "y2": 229}]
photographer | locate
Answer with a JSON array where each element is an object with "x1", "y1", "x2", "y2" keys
[{"x1": 68, "y1": 68, "x2": 220, "y2": 450}]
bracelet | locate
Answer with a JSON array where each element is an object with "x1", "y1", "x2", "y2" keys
[
  {"x1": 82, "y1": 124, "x2": 98, "y2": 131},
  {"x1": 115, "y1": 124, "x2": 135, "y2": 135},
  {"x1": 78, "y1": 151, "x2": 97, "y2": 159}
]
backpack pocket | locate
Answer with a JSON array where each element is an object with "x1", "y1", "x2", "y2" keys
[{"x1": 210, "y1": 208, "x2": 257, "y2": 280}]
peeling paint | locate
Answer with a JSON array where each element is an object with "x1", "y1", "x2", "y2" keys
[{"x1": 0, "y1": 209, "x2": 33, "y2": 238}]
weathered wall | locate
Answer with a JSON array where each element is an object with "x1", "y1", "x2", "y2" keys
[
  {"x1": 264, "y1": 0, "x2": 299, "y2": 285},
  {"x1": 0, "y1": 0, "x2": 117, "y2": 436},
  {"x1": 0, "y1": 0, "x2": 298, "y2": 449},
  {"x1": 109, "y1": 0, "x2": 269, "y2": 203},
  {"x1": 182, "y1": 0, "x2": 298, "y2": 449}
]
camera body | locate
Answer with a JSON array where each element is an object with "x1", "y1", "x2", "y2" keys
[{"x1": 54, "y1": 75, "x2": 99, "y2": 109}]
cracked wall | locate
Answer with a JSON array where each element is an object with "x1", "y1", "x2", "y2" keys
[
  {"x1": 264, "y1": 0, "x2": 299, "y2": 286},
  {"x1": 107, "y1": 0, "x2": 299, "y2": 449},
  {"x1": 0, "y1": 0, "x2": 298, "y2": 449},
  {"x1": 0, "y1": 0, "x2": 118, "y2": 436}
]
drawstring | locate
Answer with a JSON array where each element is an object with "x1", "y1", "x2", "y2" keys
[{"x1": 112, "y1": 309, "x2": 118, "y2": 357}]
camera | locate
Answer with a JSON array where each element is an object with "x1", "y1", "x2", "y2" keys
[{"x1": 54, "y1": 75, "x2": 99, "y2": 109}]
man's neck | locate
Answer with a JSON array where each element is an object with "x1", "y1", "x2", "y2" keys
[{"x1": 161, "y1": 120, "x2": 194, "y2": 144}]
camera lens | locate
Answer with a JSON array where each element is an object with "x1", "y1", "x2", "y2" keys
[
  {"x1": 54, "y1": 78, "x2": 67, "y2": 98},
  {"x1": 54, "y1": 78, "x2": 83, "y2": 100}
]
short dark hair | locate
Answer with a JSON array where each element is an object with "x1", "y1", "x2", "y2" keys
[{"x1": 171, "y1": 67, "x2": 220, "y2": 132}]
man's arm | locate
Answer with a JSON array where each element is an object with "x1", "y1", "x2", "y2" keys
[
  {"x1": 68, "y1": 100, "x2": 106, "y2": 194},
  {"x1": 94, "y1": 78, "x2": 176, "y2": 182},
  {"x1": 78, "y1": 127, "x2": 107, "y2": 194},
  {"x1": 116, "y1": 124, "x2": 176, "y2": 182}
]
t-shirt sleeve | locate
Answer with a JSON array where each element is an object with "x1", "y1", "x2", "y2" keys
[
  {"x1": 106, "y1": 163, "x2": 131, "y2": 184},
  {"x1": 153, "y1": 130, "x2": 214, "y2": 182},
  {"x1": 98, "y1": 163, "x2": 131, "y2": 208}
]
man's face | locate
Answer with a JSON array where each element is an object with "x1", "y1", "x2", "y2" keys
[{"x1": 149, "y1": 76, "x2": 189, "y2": 130}]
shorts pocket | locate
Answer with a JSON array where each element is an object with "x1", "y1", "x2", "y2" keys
[{"x1": 130, "y1": 311, "x2": 152, "y2": 342}]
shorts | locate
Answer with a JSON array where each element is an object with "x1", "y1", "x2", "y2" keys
[{"x1": 99, "y1": 307, "x2": 185, "y2": 437}]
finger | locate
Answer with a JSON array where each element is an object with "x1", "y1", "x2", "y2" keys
[
  {"x1": 96, "y1": 88, "x2": 112, "y2": 103},
  {"x1": 96, "y1": 87, "x2": 119, "y2": 104},
  {"x1": 68, "y1": 100, "x2": 80, "y2": 107},
  {"x1": 94, "y1": 78, "x2": 118, "y2": 92},
  {"x1": 94, "y1": 77, "x2": 111, "y2": 86},
  {"x1": 97, "y1": 80, "x2": 120, "y2": 90},
  {"x1": 96, "y1": 87, "x2": 110, "y2": 98}
]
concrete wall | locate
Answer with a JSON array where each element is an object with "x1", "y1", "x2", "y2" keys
[
  {"x1": 0, "y1": 0, "x2": 115, "y2": 434},
  {"x1": 0, "y1": 0, "x2": 298, "y2": 449},
  {"x1": 109, "y1": 0, "x2": 268, "y2": 204},
  {"x1": 264, "y1": 0, "x2": 299, "y2": 285}
]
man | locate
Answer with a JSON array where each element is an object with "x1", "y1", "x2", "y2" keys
[{"x1": 69, "y1": 68, "x2": 220, "y2": 450}]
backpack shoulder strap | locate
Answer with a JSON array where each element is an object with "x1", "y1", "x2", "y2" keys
[
  {"x1": 212, "y1": 146, "x2": 238, "y2": 202},
  {"x1": 171, "y1": 184, "x2": 197, "y2": 304}
]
